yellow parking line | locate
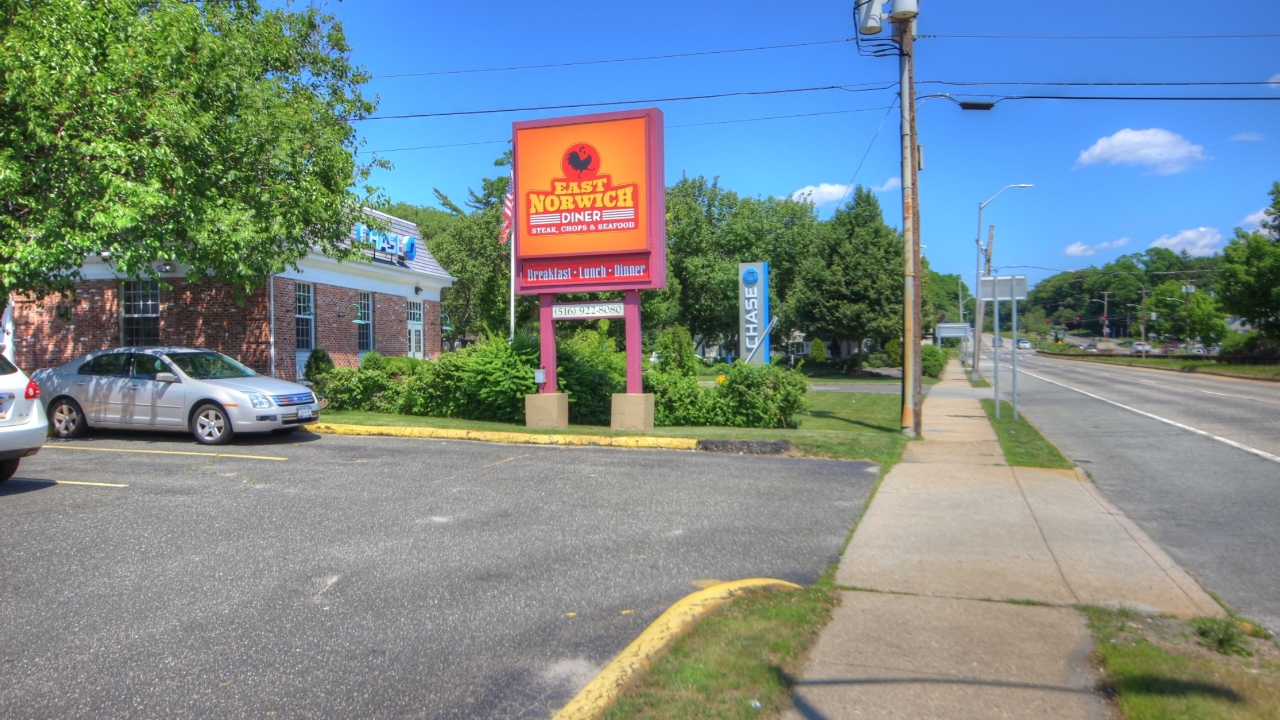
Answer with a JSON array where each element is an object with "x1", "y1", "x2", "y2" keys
[
  {"x1": 56, "y1": 480, "x2": 129, "y2": 488},
  {"x1": 42, "y1": 446, "x2": 288, "y2": 461}
]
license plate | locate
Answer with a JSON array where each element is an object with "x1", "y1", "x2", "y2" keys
[{"x1": 296, "y1": 407, "x2": 313, "y2": 420}]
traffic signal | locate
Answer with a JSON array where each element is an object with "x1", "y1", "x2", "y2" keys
[
  {"x1": 1075, "y1": 316, "x2": 1081, "y2": 322},
  {"x1": 1102, "y1": 316, "x2": 1107, "y2": 323}
]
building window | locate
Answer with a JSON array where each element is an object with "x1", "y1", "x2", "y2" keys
[
  {"x1": 295, "y1": 283, "x2": 314, "y2": 351},
  {"x1": 121, "y1": 280, "x2": 161, "y2": 346},
  {"x1": 407, "y1": 300, "x2": 424, "y2": 359},
  {"x1": 357, "y1": 291, "x2": 373, "y2": 352}
]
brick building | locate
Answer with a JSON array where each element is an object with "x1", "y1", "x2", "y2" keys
[{"x1": 2, "y1": 210, "x2": 453, "y2": 379}]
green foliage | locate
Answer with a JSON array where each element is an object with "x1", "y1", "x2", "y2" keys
[
  {"x1": 0, "y1": 0, "x2": 381, "y2": 301},
  {"x1": 883, "y1": 338, "x2": 902, "y2": 367},
  {"x1": 1220, "y1": 331, "x2": 1280, "y2": 357},
  {"x1": 359, "y1": 351, "x2": 387, "y2": 373},
  {"x1": 654, "y1": 325, "x2": 699, "y2": 377},
  {"x1": 557, "y1": 328, "x2": 625, "y2": 425},
  {"x1": 302, "y1": 349, "x2": 334, "y2": 383},
  {"x1": 645, "y1": 371, "x2": 722, "y2": 426},
  {"x1": 1191, "y1": 617, "x2": 1252, "y2": 657},
  {"x1": 1220, "y1": 183, "x2": 1280, "y2": 340},
  {"x1": 316, "y1": 337, "x2": 536, "y2": 422},
  {"x1": 712, "y1": 362, "x2": 810, "y2": 428},
  {"x1": 381, "y1": 355, "x2": 424, "y2": 378},
  {"x1": 790, "y1": 188, "x2": 902, "y2": 367},
  {"x1": 921, "y1": 344, "x2": 946, "y2": 379},
  {"x1": 808, "y1": 339, "x2": 827, "y2": 362}
]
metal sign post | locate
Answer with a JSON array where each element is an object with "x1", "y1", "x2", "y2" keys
[{"x1": 979, "y1": 275, "x2": 1027, "y2": 420}]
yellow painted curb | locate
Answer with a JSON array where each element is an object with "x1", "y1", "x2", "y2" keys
[
  {"x1": 308, "y1": 422, "x2": 698, "y2": 451},
  {"x1": 552, "y1": 578, "x2": 802, "y2": 720}
]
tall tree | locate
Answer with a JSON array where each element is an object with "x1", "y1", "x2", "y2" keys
[
  {"x1": 789, "y1": 187, "x2": 902, "y2": 366},
  {"x1": 1, "y1": 0, "x2": 381, "y2": 305},
  {"x1": 1219, "y1": 181, "x2": 1280, "y2": 340}
]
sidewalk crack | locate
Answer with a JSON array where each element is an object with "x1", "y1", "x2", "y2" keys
[{"x1": 1012, "y1": 468, "x2": 1081, "y2": 604}]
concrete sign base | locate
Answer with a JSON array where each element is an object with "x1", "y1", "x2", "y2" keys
[
  {"x1": 525, "y1": 393, "x2": 569, "y2": 429},
  {"x1": 611, "y1": 393, "x2": 655, "y2": 431}
]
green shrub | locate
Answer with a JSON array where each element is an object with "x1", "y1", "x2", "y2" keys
[
  {"x1": 1191, "y1": 617, "x2": 1252, "y2": 657},
  {"x1": 398, "y1": 337, "x2": 538, "y2": 421},
  {"x1": 808, "y1": 339, "x2": 826, "y2": 362},
  {"x1": 863, "y1": 352, "x2": 886, "y2": 369},
  {"x1": 884, "y1": 338, "x2": 902, "y2": 367},
  {"x1": 645, "y1": 371, "x2": 722, "y2": 426},
  {"x1": 302, "y1": 348, "x2": 334, "y2": 382},
  {"x1": 558, "y1": 328, "x2": 626, "y2": 425},
  {"x1": 921, "y1": 344, "x2": 946, "y2": 378},
  {"x1": 382, "y1": 355, "x2": 424, "y2": 378},
  {"x1": 360, "y1": 351, "x2": 387, "y2": 372},
  {"x1": 315, "y1": 367, "x2": 396, "y2": 412},
  {"x1": 654, "y1": 325, "x2": 699, "y2": 377},
  {"x1": 1220, "y1": 331, "x2": 1280, "y2": 357},
  {"x1": 712, "y1": 361, "x2": 810, "y2": 428}
]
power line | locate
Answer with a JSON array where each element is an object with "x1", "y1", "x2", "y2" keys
[
  {"x1": 920, "y1": 33, "x2": 1280, "y2": 40},
  {"x1": 833, "y1": 98, "x2": 898, "y2": 207},
  {"x1": 363, "y1": 106, "x2": 899, "y2": 154},
  {"x1": 359, "y1": 83, "x2": 897, "y2": 121},
  {"x1": 995, "y1": 95, "x2": 1280, "y2": 103},
  {"x1": 923, "y1": 79, "x2": 1280, "y2": 87},
  {"x1": 371, "y1": 38, "x2": 855, "y2": 79}
]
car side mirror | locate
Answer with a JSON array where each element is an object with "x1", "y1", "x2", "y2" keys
[{"x1": 155, "y1": 372, "x2": 179, "y2": 383}]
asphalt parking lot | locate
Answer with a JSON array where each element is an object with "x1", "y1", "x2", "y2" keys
[{"x1": 1, "y1": 429, "x2": 876, "y2": 719}]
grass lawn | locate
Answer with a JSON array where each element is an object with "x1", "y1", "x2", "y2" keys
[
  {"x1": 1084, "y1": 606, "x2": 1280, "y2": 720},
  {"x1": 602, "y1": 575, "x2": 839, "y2": 720},
  {"x1": 979, "y1": 399, "x2": 1073, "y2": 469},
  {"x1": 1041, "y1": 354, "x2": 1280, "y2": 380},
  {"x1": 322, "y1": 390, "x2": 907, "y2": 465}
]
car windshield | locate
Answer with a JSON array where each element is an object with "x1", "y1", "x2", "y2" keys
[{"x1": 166, "y1": 352, "x2": 257, "y2": 380}]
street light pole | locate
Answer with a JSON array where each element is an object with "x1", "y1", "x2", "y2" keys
[{"x1": 970, "y1": 184, "x2": 1031, "y2": 382}]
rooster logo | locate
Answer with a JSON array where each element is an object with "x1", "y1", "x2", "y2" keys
[{"x1": 560, "y1": 143, "x2": 600, "y2": 180}]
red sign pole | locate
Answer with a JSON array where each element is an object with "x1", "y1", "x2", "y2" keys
[
  {"x1": 624, "y1": 290, "x2": 642, "y2": 393},
  {"x1": 539, "y1": 294, "x2": 557, "y2": 393}
]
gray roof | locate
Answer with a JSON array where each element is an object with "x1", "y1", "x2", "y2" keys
[{"x1": 355, "y1": 208, "x2": 454, "y2": 281}]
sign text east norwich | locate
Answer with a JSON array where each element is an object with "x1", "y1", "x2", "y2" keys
[
  {"x1": 523, "y1": 257, "x2": 650, "y2": 287},
  {"x1": 526, "y1": 179, "x2": 638, "y2": 236}
]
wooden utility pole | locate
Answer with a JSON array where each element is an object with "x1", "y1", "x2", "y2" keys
[{"x1": 896, "y1": 18, "x2": 921, "y2": 438}]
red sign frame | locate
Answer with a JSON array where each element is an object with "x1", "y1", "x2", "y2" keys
[{"x1": 512, "y1": 108, "x2": 666, "y2": 295}]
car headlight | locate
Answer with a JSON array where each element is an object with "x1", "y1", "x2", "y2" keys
[{"x1": 245, "y1": 392, "x2": 273, "y2": 410}]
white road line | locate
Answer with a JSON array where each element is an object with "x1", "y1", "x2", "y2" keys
[
  {"x1": 1008, "y1": 365, "x2": 1280, "y2": 465},
  {"x1": 1200, "y1": 390, "x2": 1231, "y2": 397}
]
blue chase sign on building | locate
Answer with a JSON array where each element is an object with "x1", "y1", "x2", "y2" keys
[{"x1": 738, "y1": 262, "x2": 770, "y2": 364}]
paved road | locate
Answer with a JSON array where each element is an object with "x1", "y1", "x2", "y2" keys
[
  {"x1": 976, "y1": 342, "x2": 1280, "y2": 633},
  {"x1": 1, "y1": 431, "x2": 876, "y2": 719}
]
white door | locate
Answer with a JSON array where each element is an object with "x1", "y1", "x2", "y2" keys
[{"x1": 407, "y1": 301, "x2": 424, "y2": 359}]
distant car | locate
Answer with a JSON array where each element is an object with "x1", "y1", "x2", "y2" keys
[
  {"x1": 1016, "y1": 340, "x2": 1033, "y2": 350},
  {"x1": 0, "y1": 354, "x2": 48, "y2": 482},
  {"x1": 1083, "y1": 343, "x2": 1098, "y2": 353},
  {"x1": 32, "y1": 347, "x2": 320, "y2": 446},
  {"x1": 1132, "y1": 342, "x2": 1152, "y2": 353}
]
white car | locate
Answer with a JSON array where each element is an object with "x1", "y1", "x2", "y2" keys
[
  {"x1": 0, "y1": 354, "x2": 48, "y2": 483},
  {"x1": 1016, "y1": 340, "x2": 1033, "y2": 350}
]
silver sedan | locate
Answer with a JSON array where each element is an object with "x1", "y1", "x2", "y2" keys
[{"x1": 32, "y1": 348, "x2": 321, "y2": 445}]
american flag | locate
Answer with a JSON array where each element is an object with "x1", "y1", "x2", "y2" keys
[{"x1": 499, "y1": 172, "x2": 514, "y2": 244}]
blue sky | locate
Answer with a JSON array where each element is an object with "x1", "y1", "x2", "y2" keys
[{"x1": 336, "y1": 0, "x2": 1280, "y2": 286}]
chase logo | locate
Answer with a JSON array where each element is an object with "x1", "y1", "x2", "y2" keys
[
  {"x1": 355, "y1": 224, "x2": 418, "y2": 261},
  {"x1": 742, "y1": 267, "x2": 759, "y2": 285}
]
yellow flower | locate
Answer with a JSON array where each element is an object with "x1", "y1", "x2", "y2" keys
[{"x1": 716, "y1": 374, "x2": 727, "y2": 385}]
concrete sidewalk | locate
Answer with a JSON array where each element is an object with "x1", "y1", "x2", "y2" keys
[{"x1": 785, "y1": 360, "x2": 1221, "y2": 720}]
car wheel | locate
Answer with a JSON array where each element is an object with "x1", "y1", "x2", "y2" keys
[
  {"x1": 0, "y1": 459, "x2": 18, "y2": 483},
  {"x1": 49, "y1": 398, "x2": 88, "y2": 439},
  {"x1": 192, "y1": 404, "x2": 234, "y2": 445}
]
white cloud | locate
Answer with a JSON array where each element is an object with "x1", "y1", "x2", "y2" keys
[
  {"x1": 1242, "y1": 208, "x2": 1268, "y2": 227},
  {"x1": 1149, "y1": 227, "x2": 1224, "y2": 256},
  {"x1": 1231, "y1": 132, "x2": 1265, "y2": 141},
  {"x1": 1064, "y1": 238, "x2": 1130, "y2": 257},
  {"x1": 790, "y1": 183, "x2": 851, "y2": 207},
  {"x1": 1270, "y1": 73, "x2": 1280, "y2": 88},
  {"x1": 871, "y1": 177, "x2": 901, "y2": 193},
  {"x1": 1075, "y1": 128, "x2": 1207, "y2": 174}
]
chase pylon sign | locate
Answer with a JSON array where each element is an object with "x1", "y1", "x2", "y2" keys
[{"x1": 738, "y1": 262, "x2": 770, "y2": 363}]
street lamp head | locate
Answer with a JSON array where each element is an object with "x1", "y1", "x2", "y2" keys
[
  {"x1": 959, "y1": 101, "x2": 995, "y2": 111},
  {"x1": 1017, "y1": 184, "x2": 1033, "y2": 188}
]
